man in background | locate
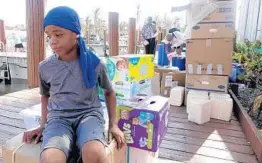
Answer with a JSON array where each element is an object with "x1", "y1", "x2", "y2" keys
[{"x1": 142, "y1": 17, "x2": 157, "y2": 55}]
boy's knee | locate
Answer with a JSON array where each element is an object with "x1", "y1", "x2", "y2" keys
[
  {"x1": 40, "y1": 148, "x2": 67, "y2": 163},
  {"x1": 82, "y1": 140, "x2": 107, "y2": 163}
]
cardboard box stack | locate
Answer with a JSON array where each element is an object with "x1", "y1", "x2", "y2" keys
[
  {"x1": 99, "y1": 54, "x2": 168, "y2": 162},
  {"x1": 185, "y1": 0, "x2": 236, "y2": 94},
  {"x1": 185, "y1": 0, "x2": 236, "y2": 123}
]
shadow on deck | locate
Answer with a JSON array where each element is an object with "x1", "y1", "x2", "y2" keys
[{"x1": 0, "y1": 88, "x2": 259, "y2": 163}]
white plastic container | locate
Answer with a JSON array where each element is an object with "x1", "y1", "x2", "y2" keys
[
  {"x1": 186, "y1": 90, "x2": 209, "y2": 113},
  {"x1": 19, "y1": 104, "x2": 41, "y2": 130},
  {"x1": 169, "y1": 86, "x2": 185, "y2": 106},
  {"x1": 20, "y1": 103, "x2": 110, "y2": 131},
  {"x1": 210, "y1": 96, "x2": 233, "y2": 121},
  {"x1": 188, "y1": 99, "x2": 211, "y2": 125}
]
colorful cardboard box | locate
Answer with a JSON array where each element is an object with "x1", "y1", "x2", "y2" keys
[
  {"x1": 99, "y1": 79, "x2": 152, "y2": 101},
  {"x1": 117, "y1": 96, "x2": 169, "y2": 152},
  {"x1": 101, "y1": 55, "x2": 154, "y2": 82},
  {"x1": 113, "y1": 79, "x2": 152, "y2": 100}
]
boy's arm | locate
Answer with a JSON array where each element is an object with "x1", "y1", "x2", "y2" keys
[
  {"x1": 98, "y1": 62, "x2": 126, "y2": 147},
  {"x1": 40, "y1": 96, "x2": 49, "y2": 127},
  {"x1": 97, "y1": 63, "x2": 117, "y2": 126},
  {"x1": 39, "y1": 70, "x2": 50, "y2": 127}
]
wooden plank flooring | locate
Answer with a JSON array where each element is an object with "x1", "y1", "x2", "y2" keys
[
  {"x1": 159, "y1": 106, "x2": 258, "y2": 163},
  {"x1": 0, "y1": 88, "x2": 259, "y2": 163}
]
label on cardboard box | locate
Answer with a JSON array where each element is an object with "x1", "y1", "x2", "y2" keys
[
  {"x1": 217, "y1": 64, "x2": 223, "y2": 75},
  {"x1": 165, "y1": 75, "x2": 173, "y2": 87},
  {"x1": 207, "y1": 64, "x2": 213, "y2": 74},
  {"x1": 188, "y1": 64, "x2": 193, "y2": 74},
  {"x1": 197, "y1": 65, "x2": 202, "y2": 74}
]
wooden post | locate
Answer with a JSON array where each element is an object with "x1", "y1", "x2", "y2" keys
[
  {"x1": 26, "y1": 0, "x2": 46, "y2": 88},
  {"x1": 0, "y1": 19, "x2": 6, "y2": 51},
  {"x1": 128, "y1": 18, "x2": 136, "y2": 54},
  {"x1": 162, "y1": 29, "x2": 167, "y2": 41},
  {"x1": 108, "y1": 12, "x2": 119, "y2": 56},
  {"x1": 85, "y1": 17, "x2": 89, "y2": 44},
  {"x1": 157, "y1": 27, "x2": 162, "y2": 44}
]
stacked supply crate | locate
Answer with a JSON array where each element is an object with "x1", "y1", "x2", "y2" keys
[
  {"x1": 185, "y1": 0, "x2": 236, "y2": 123},
  {"x1": 185, "y1": 0, "x2": 236, "y2": 94}
]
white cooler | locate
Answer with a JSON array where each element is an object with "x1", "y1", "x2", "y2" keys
[
  {"x1": 20, "y1": 103, "x2": 110, "y2": 131},
  {"x1": 19, "y1": 104, "x2": 42, "y2": 130}
]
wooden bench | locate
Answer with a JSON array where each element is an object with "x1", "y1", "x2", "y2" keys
[{"x1": 2, "y1": 133, "x2": 126, "y2": 163}]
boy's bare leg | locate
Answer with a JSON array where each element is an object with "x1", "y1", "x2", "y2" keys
[
  {"x1": 40, "y1": 148, "x2": 67, "y2": 163},
  {"x1": 82, "y1": 140, "x2": 107, "y2": 163}
]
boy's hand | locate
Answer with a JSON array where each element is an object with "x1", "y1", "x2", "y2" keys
[
  {"x1": 109, "y1": 124, "x2": 125, "y2": 149},
  {"x1": 23, "y1": 125, "x2": 44, "y2": 144}
]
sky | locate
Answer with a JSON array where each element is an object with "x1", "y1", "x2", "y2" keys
[{"x1": 0, "y1": 0, "x2": 189, "y2": 26}]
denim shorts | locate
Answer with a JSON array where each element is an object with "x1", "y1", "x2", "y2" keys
[{"x1": 40, "y1": 108, "x2": 106, "y2": 159}]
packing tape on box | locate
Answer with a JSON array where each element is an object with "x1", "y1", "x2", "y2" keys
[{"x1": 12, "y1": 142, "x2": 25, "y2": 163}]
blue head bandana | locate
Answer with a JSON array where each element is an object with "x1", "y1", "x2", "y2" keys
[{"x1": 43, "y1": 6, "x2": 100, "y2": 88}]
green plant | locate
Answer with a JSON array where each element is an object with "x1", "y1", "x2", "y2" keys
[{"x1": 234, "y1": 40, "x2": 262, "y2": 85}]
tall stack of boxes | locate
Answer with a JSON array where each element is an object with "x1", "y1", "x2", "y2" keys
[{"x1": 185, "y1": 0, "x2": 236, "y2": 95}]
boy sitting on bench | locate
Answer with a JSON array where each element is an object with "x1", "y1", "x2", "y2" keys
[{"x1": 22, "y1": 6, "x2": 125, "y2": 163}]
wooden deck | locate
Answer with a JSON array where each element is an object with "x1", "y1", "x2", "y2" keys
[{"x1": 0, "y1": 88, "x2": 259, "y2": 163}]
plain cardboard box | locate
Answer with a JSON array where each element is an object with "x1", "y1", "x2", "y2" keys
[
  {"x1": 161, "y1": 71, "x2": 186, "y2": 97},
  {"x1": 2, "y1": 133, "x2": 127, "y2": 163},
  {"x1": 191, "y1": 22, "x2": 235, "y2": 39},
  {"x1": 201, "y1": 0, "x2": 236, "y2": 23},
  {"x1": 187, "y1": 0, "x2": 236, "y2": 39},
  {"x1": 186, "y1": 74, "x2": 228, "y2": 93},
  {"x1": 186, "y1": 39, "x2": 233, "y2": 75},
  {"x1": 127, "y1": 147, "x2": 159, "y2": 163}
]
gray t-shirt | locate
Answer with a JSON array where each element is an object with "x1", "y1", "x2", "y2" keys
[{"x1": 39, "y1": 54, "x2": 113, "y2": 112}]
